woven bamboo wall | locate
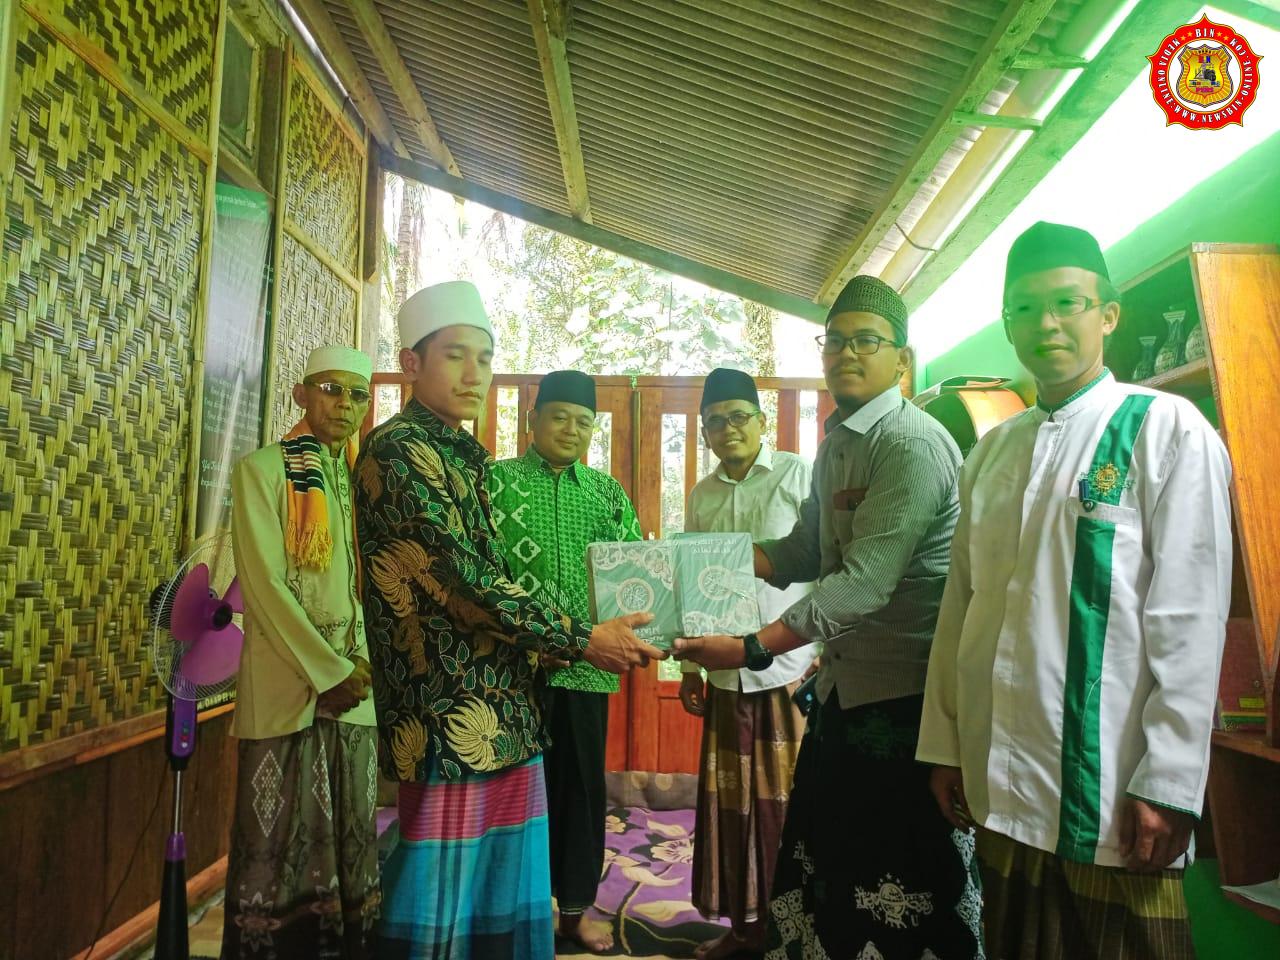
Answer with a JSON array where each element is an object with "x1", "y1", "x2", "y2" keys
[
  {"x1": 40, "y1": 0, "x2": 216, "y2": 132},
  {"x1": 0, "y1": 0, "x2": 218, "y2": 753},
  {"x1": 266, "y1": 64, "x2": 365, "y2": 439}
]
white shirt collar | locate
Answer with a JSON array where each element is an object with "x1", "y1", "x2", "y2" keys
[
  {"x1": 714, "y1": 442, "x2": 774, "y2": 484},
  {"x1": 833, "y1": 384, "x2": 905, "y2": 435}
]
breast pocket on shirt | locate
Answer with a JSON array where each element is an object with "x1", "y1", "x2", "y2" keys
[
  {"x1": 830, "y1": 488, "x2": 866, "y2": 551},
  {"x1": 1066, "y1": 498, "x2": 1139, "y2": 528}
]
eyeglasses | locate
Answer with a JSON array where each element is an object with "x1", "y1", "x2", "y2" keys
[
  {"x1": 308, "y1": 381, "x2": 372, "y2": 404},
  {"x1": 1002, "y1": 296, "x2": 1104, "y2": 324},
  {"x1": 814, "y1": 333, "x2": 901, "y2": 356},
  {"x1": 703, "y1": 410, "x2": 760, "y2": 432}
]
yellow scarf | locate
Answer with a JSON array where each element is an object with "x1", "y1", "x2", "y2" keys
[{"x1": 281, "y1": 417, "x2": 357, "y2": 571}]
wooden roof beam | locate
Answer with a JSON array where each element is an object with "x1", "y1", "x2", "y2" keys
[
  {"x1": 951, "y1": 110, "x2": 1042, "y2": 130},
  {"x1": 290, "y1": 0, "x2": 410, "y2": 157},
  {"x1": 901, "y1": 0, "x2": 1205, "y2": 309},
  {"x1": 526, "y1": 0, "x2": 593, "y2": 222},
  {"x1": 816, "y1": 0, "x2": 1061, "y2": 304},
  {"x1": 383, "y1": 150, "x2": 828, "y2": 323},
  {"x1": 346, "y1": 0, "x2": 461, "y2": 176},
  {"x1": 1012, "y1": 52, "x2": 1090, "y2": 70}
]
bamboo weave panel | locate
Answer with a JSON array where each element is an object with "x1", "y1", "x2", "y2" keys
[
  {"x1": 284, "y1": 71, "x2": 362, "y2": 274},
  {"x1": 0, "y1": 13, "x2": 205, "y2": 752},
  {"x1": 266, "y1": 233, "x2": 358, "y2": 439},
  {"x1": 40, "y1": 0, "x2": 218, "y2": 135}
]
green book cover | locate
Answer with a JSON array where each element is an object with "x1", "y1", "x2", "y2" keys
[
  {"x1": 586, "y1": 540, "x2": 680, "y2": 649},
  {"x1": 671, "y1": 533, "x2": 761, "y2": 637}
]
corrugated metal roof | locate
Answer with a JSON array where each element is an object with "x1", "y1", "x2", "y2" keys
[{"x1": 315, "y1": 0, "x2": 1090, "y2": 309}]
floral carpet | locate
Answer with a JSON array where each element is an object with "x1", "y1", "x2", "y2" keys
[
  {"x1": 578, "y1": 805, "x2": 727, "y2": 957},
  {"x1": 179, "y1": 805, "x2": 722, "y2": 959}
]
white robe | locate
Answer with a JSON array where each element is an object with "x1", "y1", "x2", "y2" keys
[{"x1": 917, "y1": 373, "x2": 1232, "y2": 868}]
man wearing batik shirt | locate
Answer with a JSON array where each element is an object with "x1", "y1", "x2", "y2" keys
[
  {"x1": 918, "y1": 222, "x2": 1232, "y2": 960},
  {"x1": 488, "y1": 369, "x2": 640, "y2": 954},
  {"x1": 676, "y1": 277, "x2": 982, "y2": 960},
  {"x1": 355, "y1": 281, "x2": 663, "y2": 960},
  {"x1": 223, "y1": 345, "x2": 378, "y2": 959},
  {"x1": 678, "y1": 367, "x2": 815, "y2": 960}
]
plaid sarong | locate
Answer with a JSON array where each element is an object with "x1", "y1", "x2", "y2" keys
[
  {"x1": 692, "y1": 680, "x2": 805, "y2": 929},
  {"x1": 978, "y1": 830, "x2": 1195, "y2": 960},
  {"x1": 221, "y1": 719, "x2": 380, "y2": 959},
  {"x1": 378, "y1": 756, "x2": 554, "y2": 959}
]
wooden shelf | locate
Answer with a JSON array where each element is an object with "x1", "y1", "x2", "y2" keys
[
  {"x1": 1137, "y1": 357, "x2": 1212, "y2": 397},
  {"x1": 1213, "y1": 729, "x2": 1280, "y2": 763},
  {"x1": 1223, "y1": 889, "x2": 1280, "y2": 925}
]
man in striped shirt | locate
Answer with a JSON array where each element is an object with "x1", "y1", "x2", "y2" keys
[
  {"x1": 918, "y1": 222, "x2": 1232, "y2": 959},
  {"x1": 675, "y1": 276, "x2": 982, "y2": 960}
]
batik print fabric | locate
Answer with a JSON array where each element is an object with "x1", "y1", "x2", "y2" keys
[
  {"x1": 765, "y1": 694, "x2": 983, "y2": 960},
  {"x1": 221, "y1": 720, "x2": 380, "y2": 960},
  {"x1": 353, "y1": 399, "x2": 592, "y2": 782},
  {"x1": 488, "y1": 445, "x2": 641, "y2": 693}
]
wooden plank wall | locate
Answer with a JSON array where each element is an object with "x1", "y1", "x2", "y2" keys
[{"x1": 0, "y1": 713, "x2": 237, "y2": 959}]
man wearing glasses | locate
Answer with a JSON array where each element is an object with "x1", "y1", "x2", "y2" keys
[
  {"x1": 224, "y1": 345, "x2": 379, "y2": 959},
  {"x1": 679, "y1": 367, "x2": 815, "y2": 960},
  {"x1": 918, "y1": 222, "x2": 1231, "y2": 959},
  {"x1": 676, "y1": 277, "x2": 982, "y2": 959},
  {"x1": 488, "y1": 369, "x2": 642, "y2": 954}
]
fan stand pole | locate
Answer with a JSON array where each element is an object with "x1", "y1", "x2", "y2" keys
[{"x1": 155, "y1": 695, "x2": 196, "y2": 960}]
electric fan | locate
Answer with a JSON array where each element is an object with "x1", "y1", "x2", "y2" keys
[{"x1": 147, "y1": 532, "x2": 243, "y2": 960}]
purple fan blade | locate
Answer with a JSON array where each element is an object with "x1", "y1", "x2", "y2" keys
[
  {"x1": 222, "y1": 577, "x2": 243, "y2": 614},
  {"x1": 170, "y1": 564, "x2": 213, "y2": 644},
  {"x1": 180, "y1": 624, "x2": 244, "y2": 686}
]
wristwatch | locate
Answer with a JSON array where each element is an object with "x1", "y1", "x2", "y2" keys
[{"x1": 742, "y1": 632, "x2": 775, "y2": 672}]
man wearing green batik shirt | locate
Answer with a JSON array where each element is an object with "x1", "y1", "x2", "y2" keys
[{"x1": 489, "y1": 369, "x2": 641, "y2": 953}]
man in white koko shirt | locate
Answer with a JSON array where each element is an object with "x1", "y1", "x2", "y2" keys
[{"x1": 918, "y1": 221, "x2": 1232, "y2": 960}]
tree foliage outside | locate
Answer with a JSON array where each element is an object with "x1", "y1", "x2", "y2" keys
[
  {"x1": 378, "y1": 175, "x2": 815, "y2": 530},
  {"x1": 380, "y1": 175, "x2": 778, "y2": 380}
]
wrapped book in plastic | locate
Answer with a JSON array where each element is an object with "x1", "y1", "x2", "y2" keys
[
  {"x1": 671, "y1": 532, "x2": 761, "y2": 637},
  {"x1": 586, "y1": 540, "x2": 680, "y2": 649},
  {"x1": 586, "y1": 534, "x2": 762, "y2": 651}
]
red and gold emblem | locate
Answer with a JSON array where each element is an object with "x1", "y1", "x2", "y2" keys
[{"x1": 1148, "y1": 14, "x2": 1262, "y2": 129}]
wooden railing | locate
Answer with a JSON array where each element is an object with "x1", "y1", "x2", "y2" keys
[{"x1": 363, "y1": 373, "x2": 834, "y2": 451}]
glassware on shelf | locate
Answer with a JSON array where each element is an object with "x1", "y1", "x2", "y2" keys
[
  {"x1": 1154, "y1": 309, "x2": 1187, "y2": 374},
  {"x1": 1132, "y1": 335, "x2": 1158, "y2": 381},
  {"x1": 1184, "y1": 319, "x2": 1207, "y2": 362}
]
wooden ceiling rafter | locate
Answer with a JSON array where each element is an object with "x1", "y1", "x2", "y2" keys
[
  {"x1": 816, "y1": 0, "x2": 1061, "y2": 304},
  {"x1": 290, "y1": 0, "x2": 409, "y2": 157},
  {"x1": 526, "y1": 0, "x2": 593, "y2": 221},
  {"x1": 901, "y1": 0, "x2": 1206, "y2": 308},
  {"x1": 383, "y1": 151, "x2": 830, "y2": 323},
  {"x1": 345, "y1": 0, "x2": 461, "y2": 176}
]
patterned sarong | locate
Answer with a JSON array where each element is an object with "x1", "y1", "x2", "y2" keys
[
  {"x1": 378, "y1": 756, "x2": 554, "y2": 960},
  {"x1": 765, "y1": 693, "x2": 984, "y2": 960},
  {"x1": 977, "y1": 830, "x2": 1194, "y2": 960},
  {"x1": 692, "y1": 680, "x2": 805, "y2": 929},
  {"x1": 221, "y1": 719, "x2": 380, "y2": 959}
]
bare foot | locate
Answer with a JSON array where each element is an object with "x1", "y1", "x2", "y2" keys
[
  {"x1": 559, "y1": 913, "x2": 615, "y2": 953},
  {"x1": 695, "y1": 928, "x2": 765, "y2": 960}
]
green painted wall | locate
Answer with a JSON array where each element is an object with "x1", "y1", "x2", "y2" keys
[
  {"x1": 922, "y1": 130, "x2": 1280, "y2": 390},
  {"x1": 921, "y1": 131, "x2": 1280, "y2": 955},
  {"x1": 1186, "y1": 860, "x2": 1280, "y2": 959}
]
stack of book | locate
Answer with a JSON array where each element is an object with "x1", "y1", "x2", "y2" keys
[{"x1": 586, "y1": 533, "x2": 761, "y2": 650}]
